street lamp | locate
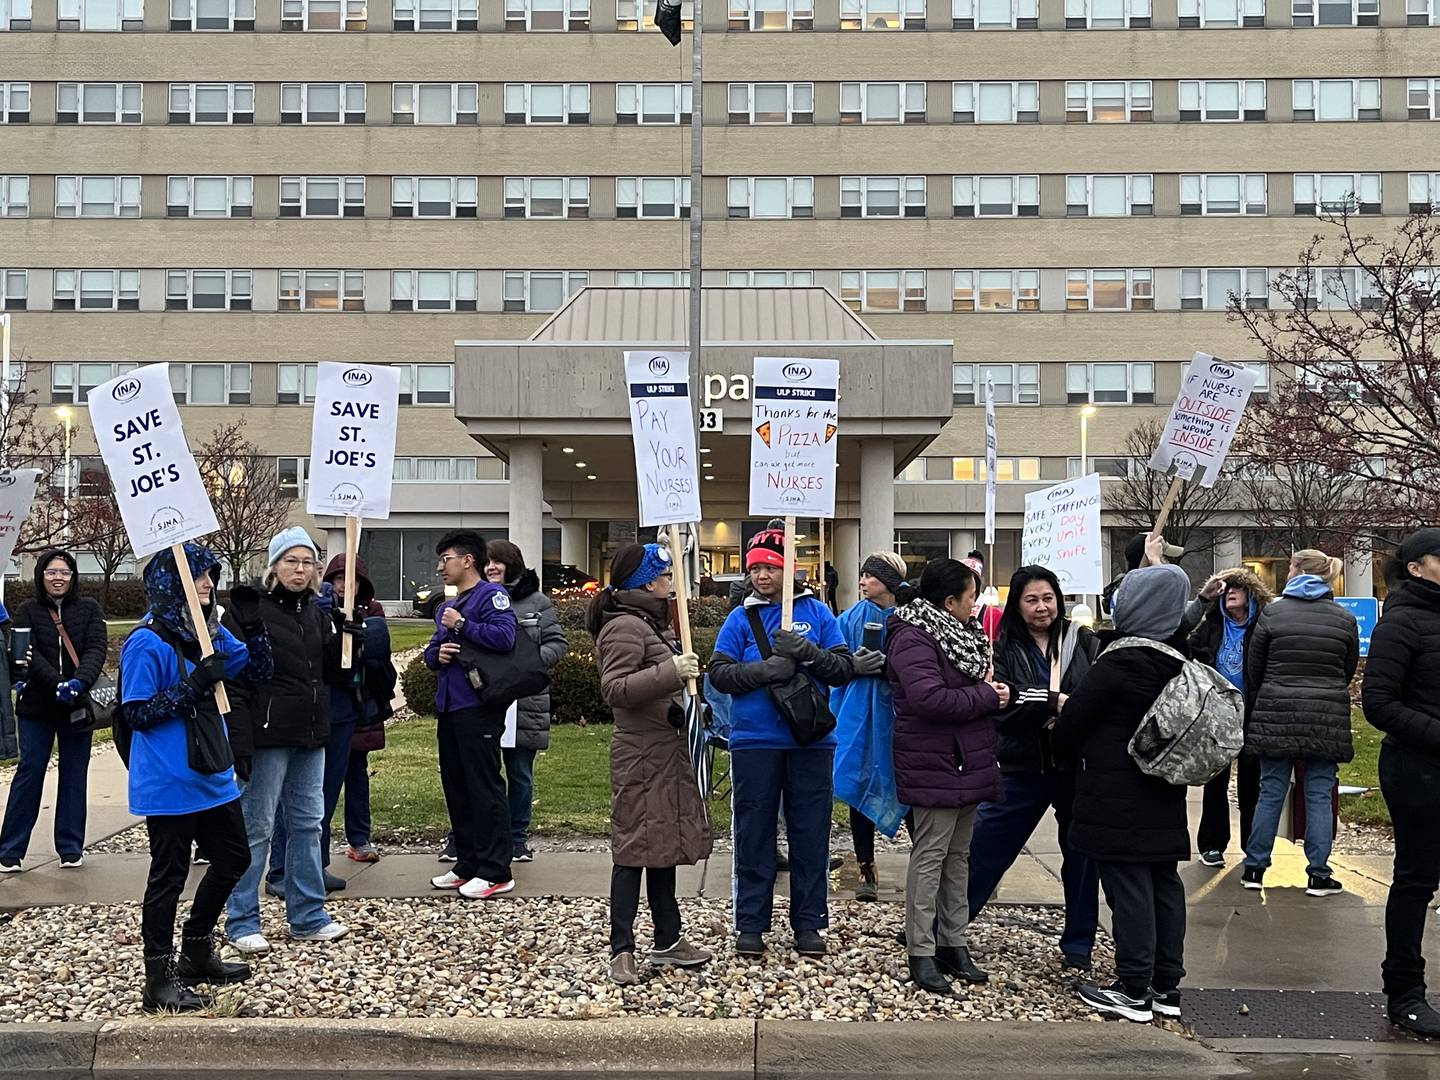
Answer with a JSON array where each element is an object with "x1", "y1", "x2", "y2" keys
[
  {"x1": 55, "y1": 405, "x2": 73, "y2": 545},
  {"x1": 1078, "y1": 404, "x2": 1098, "y2": 477}
]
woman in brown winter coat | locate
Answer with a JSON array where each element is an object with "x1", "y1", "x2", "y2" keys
[{"x1": 588, "y1": 542, "x2": 714, "y2": 986}]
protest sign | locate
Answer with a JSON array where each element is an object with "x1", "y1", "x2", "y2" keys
[
  {"x1": 1021, "y1": 473, "x2": 1104, "y2": 595},
  {"x1": 1149, "y1": 353, "x2": 1259, "y2": 489},
  {"x1": 984, "y1": 378, "x2": 998, "y2": 547},
  {"x1": 0, "y1": 468, "x2": 40, "y2": 579},
  {"x1": 624, "y1": 351, "x2": 702, "y2": 528},
  {"x1": 1336, "y1": 596, "x2": 1379, "y2": 657},
  {"x1": 307, "y1": 362, "x2": 402, "y2": 520},
  {"x1": 749, "y1": 356, "x2": 840, "y2": 519}
]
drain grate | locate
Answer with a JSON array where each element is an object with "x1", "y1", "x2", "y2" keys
[{"x1": 1183, "y1": 988, "x2": 1400, "y2": 1042}]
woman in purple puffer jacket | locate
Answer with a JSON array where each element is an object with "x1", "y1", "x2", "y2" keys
[{"x1": 887, "y1": 558, "x2": 1011, "y2": 997}]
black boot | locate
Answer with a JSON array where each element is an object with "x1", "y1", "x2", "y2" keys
[
  {"x1": 176, "y1": 933, "x2": 251, "y2": 987},
  {"x1": 143, "y1": 954, "x2": 207, "y2": 1014},
  {"x1": 855, "y1": 862, "x2": 879, "y2": 903},
  {"x1": 908, "y1": 955, "x2": 953, "y2": 995},
  {"x1": 1389, "y1": 994, "x2": 1440, "y2": 1038},
  {"x1": 935, "y1": 945, "x2": 989, "y2": 985}
]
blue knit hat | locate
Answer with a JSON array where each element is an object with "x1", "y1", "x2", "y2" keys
[
  {"x1": 268, "y1": 526, "x2": 319, "y2": 567},
  {"x1": 619, "y1": 543, "x2": 672, "y2": 591}
]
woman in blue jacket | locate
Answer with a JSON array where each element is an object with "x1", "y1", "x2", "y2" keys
[{"x1": 708, "y1": 526, "x2": 854, "y2": 958}]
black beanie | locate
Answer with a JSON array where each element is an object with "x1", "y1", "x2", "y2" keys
[{"x1": 860, "y1": 555, "x2": 904, "y2": 594}]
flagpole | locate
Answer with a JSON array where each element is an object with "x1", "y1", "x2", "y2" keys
[{"x1": 687, "y1": 0, "x2": 703, "y2": 594}]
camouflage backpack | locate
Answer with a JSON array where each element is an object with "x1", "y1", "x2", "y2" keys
[{"x1": 1105, "y1": 638, "x2": 1244, "y2": 786}]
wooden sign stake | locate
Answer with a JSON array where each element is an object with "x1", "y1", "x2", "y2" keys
[
  {"x1": 171, "y1": 542, "x2": 230, "y2": 715},
  {"x1": 341, "y1": 515, "x2": 359, "y2": 668},
  {"x1": 667, "y1": 523, "x2": 697, "y2": 694},
  {"x1": 1151, "y1": 475, "x2": 1185, "y2": 541},
  {"x1": 781, "y1": 516, "x2": 797, "y2": 631}
]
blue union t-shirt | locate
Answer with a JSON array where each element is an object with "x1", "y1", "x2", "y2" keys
[{"x1": 712, "y1": 596, "x2": 845, "y2": 751}]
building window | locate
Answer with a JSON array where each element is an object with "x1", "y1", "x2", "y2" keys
[
  {"x1": 1408, "y1": 79, "x2": 1440, "y2": 120},
  {"x1": 1293, "y1": 172, "x2": 1381, "y2": 215},
  {"x1": 170, "y1": 0, "x2": 256, "y2": 29},
  {"x1": 841, "y1": 270, "x2": 926, "y2": 313},
  {"x1": 2, "y1": 269, "x2": 27, "y2": 311},
  {"x1": 726, "y1": 270, "x2": 815, "y2": 286},
  {"x1": 167, "y1": 176, "x2": 253, "y2": 218},
  {"x1": 55, "y1": 175, "x2": 141, "y2": 218},
  {"x1": 168, "y1": 362, "x2": 251, "y2": 403},
  {"x1": 1179, "y1": 0, "x2": 1262, "y2": 24},
  {"x1": 392, "y1": 175, "x2": 478, "y2": 218},
  {"x1": 1409, "y1": 0, "x2": 1438, "y2": 23},
  {"x1": 1, "y1": 83, "x2": 29, "y2": 123},
  {"x1": 841, "y1": 176, "x2": 926, "y2": 218},
  {"x1": 1296, "y1": 267, "x2": 1382, "y2": 311},
  {"x1": 898, "y1": 460, "x2": 925, "y2": 482},
  {"x1": 282, "y1": 0, "x2": 365, "y2": 27},
  {"x1": 1065, "y1": 81, "x2": 1153, "y2": 122},
  {"x1": 393, "y1": 457, "x2": 480, "y2": 481},
  {"x1": 504, "y1": 83, "x2": 590, "y2": 124},
  {"x1": 728, "y1": 82, "x2": 813, "y2": 124},
  {"x1": 1178, "y1": 79, "x2": 1265, "y2": 121},
  {"x1": 957, "y1": 0, "x2": 1039, "y2": 28},
  {"x1": 953, "y1": 175, "x2": 1039, "y2": 217},
  {"x1": 393, "y1": 363, "x2": 454, "y2": 405},
  {"x1": 841, "y1": 81, "x2": 926, "y2": 124},
  {"x1": 277, "y1": 456, "x2": 307, "y2": 495},
  {"x1": 277, "y1": 364, "x2": 318, "y2": 404},
  {"x1": 1065, "y1": 269, "x2": 1154, "y2": 311},
  {"x1": 1293, "y1": 79, "x2": 1380, "y2": 122},
  {"x1": 727, "y1": 176, "x2": 814, "y2": 219},
  {"x1": 391, "y1": 270, "x2": 478, "y2": 312},
  {"x1": 1067, "y1": 456, "x2": 1135, "y2": 478},
  {"x1": 952, "y1": 269, "x2": 1040, "y2": 312},
  {"x1": 169, "y1": 83, "x2": 254, "y2": 124},
  {"x1": 393, "y1": 83, "x2": 478, "y2": 124},
  {"x1": 59, "y1": 0, "x2": 142, "y2": 29},
  {"x1": 1067, "y1": 362, "x2": 1155, "y2": 404},
  {"x1": 0, "y1": 175, "x2": 28, "y2": 217},
  {"x1": 503, "y1": 270, "x2": 587, "y2": 312},
  {"x1": 1293, "y1": 0, "x2": 1376, "y2": 23},
  {"x1": 730, "y1": 0, "x2": 812, "y2": 28},
  {"x1": 1064, "y1": 174, "x2": 1153, "y2": 217},
  {"x1": 952, "y1": 81, "x2": 1039, "y2": 123},
  {"x1": 1064, "y1": 0, "x2": 1149, "y2": 24},
  {"x1": 504, "y1": 176, "x2": 590, "y2": 218},
  {"x1": 52, "y1": 270, "x2": 140, "y2": 312},
  {"x1": 1243, "y1": 361, "x2": 1271, "y2": 400},
  {"x1": 841, "y1": 0, "x2": 923, "y2": 29},
  {"x1": 616, "y1": 177, "x2": 691, "y2": 219},
  {"x1": 59, "y1": 82, "x2": 142, "y2": 124},
  {"x1": 278, "y1": 270, "x2": 365, "y2": 312},
  {"x1": 1409, "y1": 172, "x2": 1440, "y2": 212},
  {"x1": 616, "y1": 83, "x2": 692, "y2": 124},
  {"x1": 1180, "y1": 173, "x2": 1267, "y2": 215},
  {"x1": 394, "y1": 0, "x2": 477, "y2": 27},
  {"x1": 505, "y1": 0, "x2": 588, "y2": 28},
  {"x1": 616, "y1": 0, "x2": 690, "y2": 28},
  {"x1": 165, "y1": 270, "x2": 253, "y2": 312},
  {"x1": 615, "y1": 270, "x2": 691, "y2": 286},
  {"x1": 1180, "y1": 267, "x2": 1269, "y2": 310},
  {"x1": 1, "y1": 0, "x2": 32, "y2": 28},
  {"x1": 941, "y1": 457, "x2": 1041, "y2": 482},
  {"x1": 51, "y1": 361, "x2": 138, "y2": 403},
  {"x1": 951, "y1": 362, "x2": 1040, "y2": 405},
  {"x1": 280, "y1": 83, "x2": 365, "y2": 124},
  {"x1": 280, "y1": 176, "x2": 365, "y2": 218}
]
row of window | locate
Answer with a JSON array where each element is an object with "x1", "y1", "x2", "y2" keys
[
  {"x1": 5, "y1": 0, "x2": 1436, "y2": 32},
  {"x1": 6, "y1": 79, "x2": 1440, "y2": 127},
  {"x1": 48, "y1": 359, "x2": 455, "y2": 403}
]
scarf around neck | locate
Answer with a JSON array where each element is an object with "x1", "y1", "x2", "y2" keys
[{"x1": 894, "y1": 598, "x2": 991, "y2": 681}]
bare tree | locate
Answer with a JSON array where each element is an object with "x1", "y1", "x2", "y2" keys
[
  {"x1": 79, "y1": 487, "x2": 133, "y2": 607},
  {"x1": 1105, "y1": 417, "x2": 1237, "y2": 561},
  {"x1": 195, "y1": 420, "x2": 294, "y2": 586},
  {"x1": 0, "y1": 347, "x2": 80, "y2": 557}
]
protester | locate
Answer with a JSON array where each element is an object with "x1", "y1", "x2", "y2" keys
[
  {"x1": 0, "y1": 596, "x2": 16, "y2": 761},
  {"x1": 0, "y1": 549, "x2": 107, "y2": 872},
  {"x1": 830, "y1": 552, "x2": 909, "y2": 901},
  {"x1": 588, "y1": 542, "x2": 713, "y2": 984},
  {"x1": 119, "y1": 543, "x2": 272, "y2": 1013},
  {"x1": 1242, "y1": 549, "x2": 1358, "y2": 897},
  {"x1": 1053, "y1": 563, "x2": 1193, "y2": 1024},
  {"x1": 1187, "y1": 568, "x2": 1270, "y2": 868},
  {"x1": 484, "y1": 539, "x2": 569, "y2": 863},
  {"x1": 967, "y1": 565, "x2": 1101, "y2": 972},
  {"x1": 966, "y1": 550, "x2": 1003, "y2": 642},
  {"x1": 709, "y1": 525, "x2": 854, "y2": 957},
  {"x1": 887, "y1": 558, "x2": 1007, "y2": 995},
  {"x1": 1363, "y1": 528, "x2": 1440, "y2": 1036},
  {"x1": 823, "y1": 561, "x2": 840, "y2": 615},
  {"x1": 223, "y1": 527, "x2": 354, "y2": 953},
  {"x1": 424, "y1": 530, "x2": 519, "y2": 900}
]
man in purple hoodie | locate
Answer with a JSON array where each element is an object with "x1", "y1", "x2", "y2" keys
[{"x1": 423, "y1": 530, "x2": 518, "y2": 900}]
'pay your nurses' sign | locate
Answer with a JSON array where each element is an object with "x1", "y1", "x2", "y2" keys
[
  {"x1": 307, "y1": 362, "x2": 402, "y2": 519},
  {"x1": 1148, "y1": 353, "x2": 1260, "y2": 489},
  {"x1": 749, "y1": 356, "x2": 839, "y2": 518},
  {"x1": 625, "y1": 351, "x2": 702, "y2": 528}
]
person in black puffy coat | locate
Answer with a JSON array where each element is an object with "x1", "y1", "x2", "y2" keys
[
  {"x1": 1363, "y1": 528, "x2": 1440, "y2": 1037},
  {"x1": 1241, "y1": 549, "x2": 1358, "y2": 898}
]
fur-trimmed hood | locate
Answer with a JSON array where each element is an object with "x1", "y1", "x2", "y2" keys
[{"x1": 1200, "y1": 566, "x2": 1273, "y2": 625}]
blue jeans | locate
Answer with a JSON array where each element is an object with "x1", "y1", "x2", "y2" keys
[
  {"x1": 968, "y1": 770, "x2": 1100, "y2": 960},
  {"x1": 227, "y1": 746, "x2": 331, "y2": 939},
  {"x1": 504, "y1": 746, "x2": 536, "y2": 849},
  {"x1": 1244, "y1": 757, "x2": 1338, "y2": 876},
  {"x1": 0, "y1": 716, "x2": 91, "y2": 860},
  {"x1": 344, "y1": 747, "x2": 372, "y2": 848},
  {"x1": 269, "y1": 720, "x2": 355, "y2": 879}
]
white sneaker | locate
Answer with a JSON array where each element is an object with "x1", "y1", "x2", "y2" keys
[
  {"x1": 432, "y1": 871, "x2": 468, "y2": 890},
  {"x1": 59, "y1": 855, "x2": 84, "y2": 869},
  {"x1": 0, "y1": 859, "x2": 21, "y2": 873},
  {"x1": 459, "y1": 877, "x2": 516, "y2": 900},
  {"x1": 291, "y1": 921, "x2": 348, "y2": 943},
  {"x1": 231, "y1": 933, "x2": 271, "y2": 955}
]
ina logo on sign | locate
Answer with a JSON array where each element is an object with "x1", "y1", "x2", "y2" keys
[
  {"x1": 342, "y1": 368, "x2": 373, "y2": 386},
  {"x1": 1047, "y1": 485, "x2": 1075, "y2": 502},
  {"x1": 111, "y1": 378, "x2": 143, "y2": 403},
  {"x1": 647, "y1": 355, "x2": 671, "y2": 378},
  {"x1": 781, "y1": 363, "x2": 812, "y2": 382},
  {"x1": 0, "y1": 474, "x2": 15, "y2": 488},
  {"x1": 1209, "y1": 362, "x2": 1235, "y2": 379}
]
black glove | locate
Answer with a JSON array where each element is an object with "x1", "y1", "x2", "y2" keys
[
  {"x1": 234, "y1": 755, "x2": 253, "y2": 783},
  {"x1": 773, "y1": 629, "x2": 823, "y2": 664},
  {"x1": 852, "y1": 647, "x2": 886, "y2": 677},
  {"x1": 759, "y1": 654, "x2": 798, "y2": 681},
  {"x1": 340, "y1": 618, "x2": 366, "y2": 663},
  {"x1": 228, "y1": 585, "x2": 264, "y2": 634},
  {"x1": 186, "y1": 652, "x2": 227, "y2": 693}
]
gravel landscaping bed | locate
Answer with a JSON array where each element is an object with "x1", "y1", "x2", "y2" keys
[{"x1": 0, "y1": 899, "x2": 1112, "y2": 1024}]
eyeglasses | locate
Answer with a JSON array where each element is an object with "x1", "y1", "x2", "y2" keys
[
  {"x1": 436, "y1": 553, "x2": 470, "y2": 567},
  {"x1": 43, "y1": 569, "x2": 73, "y2": 578},
  {"x1": 280, "y1": 557, "x2": 317, "y2": 570}
]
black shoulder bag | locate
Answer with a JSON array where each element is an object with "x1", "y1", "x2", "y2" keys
[
  {"x1": 744, "y1": 606, "x2": 836, "y2": 747},
  {"x1": 457, "y1": 626, "x2": 551, "y2": 711},
  {"x1": 117, "y1": 625, "x2": 234, "y2": 776}
]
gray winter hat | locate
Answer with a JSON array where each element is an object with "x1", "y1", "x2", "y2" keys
[{"x1": 1114, "y1": 564, "x2": 1191, "y2": 642}]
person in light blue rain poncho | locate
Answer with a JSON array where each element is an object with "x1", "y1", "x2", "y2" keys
[{"x1": 831, "y1": 551, "x2": 912, "y2": 901}]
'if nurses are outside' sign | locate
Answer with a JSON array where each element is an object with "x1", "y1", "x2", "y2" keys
[
  {"x1": 749, "y1": 356, "x2": 840, "y2": 518},
  {"x1": 624, "y1": 350, "x2": 702, "y2": 528},
  {"x1": 88, "y1": 363, "x2": 220, "y2": 559},
  {"x1": 307, "y1": 362, "x2": 402, "y2": 519},
  {"x1": 1149, "y1": 353, "x2": 1259, "y2": 488},
  {"x1": 1021, "y1": 473, "x2": 1104, "y2": 595}
]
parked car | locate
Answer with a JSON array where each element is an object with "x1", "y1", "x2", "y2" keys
[{"x1": 411, "y1": 562, "x2": 598, "y2": 618}]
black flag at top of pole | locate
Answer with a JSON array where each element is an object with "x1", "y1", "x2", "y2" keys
[{"x1": 656, "y1": 0, "x2": 682, "y2": 43}]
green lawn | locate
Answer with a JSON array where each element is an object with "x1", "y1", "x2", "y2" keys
[
  {"x1": 386, "y1": 620, "x2": 435, "y2": 654},
  {"x1": 1340, "y1": 707, "x2": 1388, "y2": 827}
]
